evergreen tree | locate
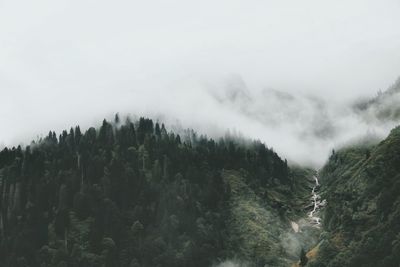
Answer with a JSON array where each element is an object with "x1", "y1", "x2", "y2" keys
[{"x1": 0, "y1": 116, "x2": 294, "y2": 267}]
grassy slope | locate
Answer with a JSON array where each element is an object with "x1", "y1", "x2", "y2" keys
[{"x1": 222, "y1": 168, "x2": 317, "y2": 267}]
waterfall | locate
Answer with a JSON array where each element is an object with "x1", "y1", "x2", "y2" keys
[{"x1": 308, "y1": 175, "x2": 326, "y2": 227}]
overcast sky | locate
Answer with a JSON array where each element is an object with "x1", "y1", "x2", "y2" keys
[{"x1": 1, "y1": 0, "x2": 400, "y2": 166}]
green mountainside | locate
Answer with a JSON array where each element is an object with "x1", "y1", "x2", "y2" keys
[
  {"x1": 0, "y1": 116, "x2": 315, "y2": 267},
  {"x1": 310, "y1": 126, "x2": 400, "y2": 267},
  {"x1": 3, "y1": 104, "x2": 400, "y2": 266},
  {"x1": 222, "y1": 168, "x2": 316, "y2": 267}
]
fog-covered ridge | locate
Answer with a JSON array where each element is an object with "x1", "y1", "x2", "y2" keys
[
  {"x1": 2, "y1": 75, "x2": 400, "y2": 167},
  {"x1": 2, "y1": 0, "x2": 400, "y2": 167}
]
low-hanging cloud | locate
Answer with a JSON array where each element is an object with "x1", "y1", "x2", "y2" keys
[
  {"x1": 1, "y1": 0, "x2": 400, "y2": 167},
  {"x1": 2, "y1": 74, "x2": 400, "y2": 168}
]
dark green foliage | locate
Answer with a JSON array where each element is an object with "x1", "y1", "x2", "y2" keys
[
  {"x1": 300, "y1": 248, "x2": 308, "y2": 266},
  {"x1": 0, "y1": 116, "x2": 290, "y2": 267},
  {"x1": 314, "y1": 126, "x2": 400, "y2": 267}
]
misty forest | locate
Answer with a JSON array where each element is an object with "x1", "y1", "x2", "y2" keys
[
  {"x1": 2, "y1": 78, "x2": 400, "y2": 267},
  {"x1": 2, "y1": 1, "x2": 400, "y2": 267}
]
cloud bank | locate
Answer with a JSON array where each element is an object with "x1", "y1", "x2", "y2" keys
[
  {"x1": 1, "y1": 0, "x2": 400, "y2": 167},
  {"x1": 2, "y1": 74, "x2": 400, "y2": 167}
]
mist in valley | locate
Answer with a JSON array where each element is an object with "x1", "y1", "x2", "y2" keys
[{"x1": 1, "y1": 2, "x2": 400, "y2": 266}]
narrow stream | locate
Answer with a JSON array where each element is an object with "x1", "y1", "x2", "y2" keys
[
  {"x1": 288, "y1": 174, "x2": 327, "y2": 265},
  {"x1": 307, "y1": 175, "x2": 326, "y2": 227}
]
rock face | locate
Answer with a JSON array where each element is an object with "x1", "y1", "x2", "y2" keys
[{"x1": 312, "y1": 126, "x2": 400, "y2": 267}]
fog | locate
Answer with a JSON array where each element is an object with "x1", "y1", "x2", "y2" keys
[{"x1": 1, "y1": 0, "x2": 400, "y2": 167}]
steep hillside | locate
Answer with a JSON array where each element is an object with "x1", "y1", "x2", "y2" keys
[
  {"x1": 311, "y1": 126, "x2": 400, "y2": 266},
  {"x1": 222, "y1": 168, "x2": 317, "y2": 267},
  {"x1": 0, "y1": 116, "x2": 314, "y2": 267}
]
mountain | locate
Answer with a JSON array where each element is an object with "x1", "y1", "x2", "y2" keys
[
  {"x1": 309, "y1": 126, "x2": 400, "y2": 266},
  {"x1": 210, "y1": 79, "x2": 336, "y2": 141},
  {"x1": 0, "y1": 116, "x2": 316, "y2": 267},
  {"x1": 353, "y1": 76, "x2": 400, "y2": 123},
  {"x1": 3, "y1": 78, "x2": 400, "y2": 267}
]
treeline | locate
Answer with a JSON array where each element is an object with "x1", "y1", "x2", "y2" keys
[{"x1": 0, "y1": 115, "x2": 289, "y2": 267}]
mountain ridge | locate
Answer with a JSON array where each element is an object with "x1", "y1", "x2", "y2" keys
[{"x1": 0, "y1": 116, "x2": 315, "y2": 267}]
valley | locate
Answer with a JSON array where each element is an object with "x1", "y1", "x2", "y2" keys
[{"x1": 0, "y1": 114, "x2": 400, "y2": 267}]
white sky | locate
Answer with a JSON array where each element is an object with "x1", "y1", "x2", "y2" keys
[{"x1": 1, "y1": 0, "x2": 400, "y2": 166}]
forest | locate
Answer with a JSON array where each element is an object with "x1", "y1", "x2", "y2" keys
[
  {"x1": 308, "y1": 126, "x2": 400, "y2": 267},
  {"x1": 0, "y1": 115, "x2": 291, "y2": 267}
]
